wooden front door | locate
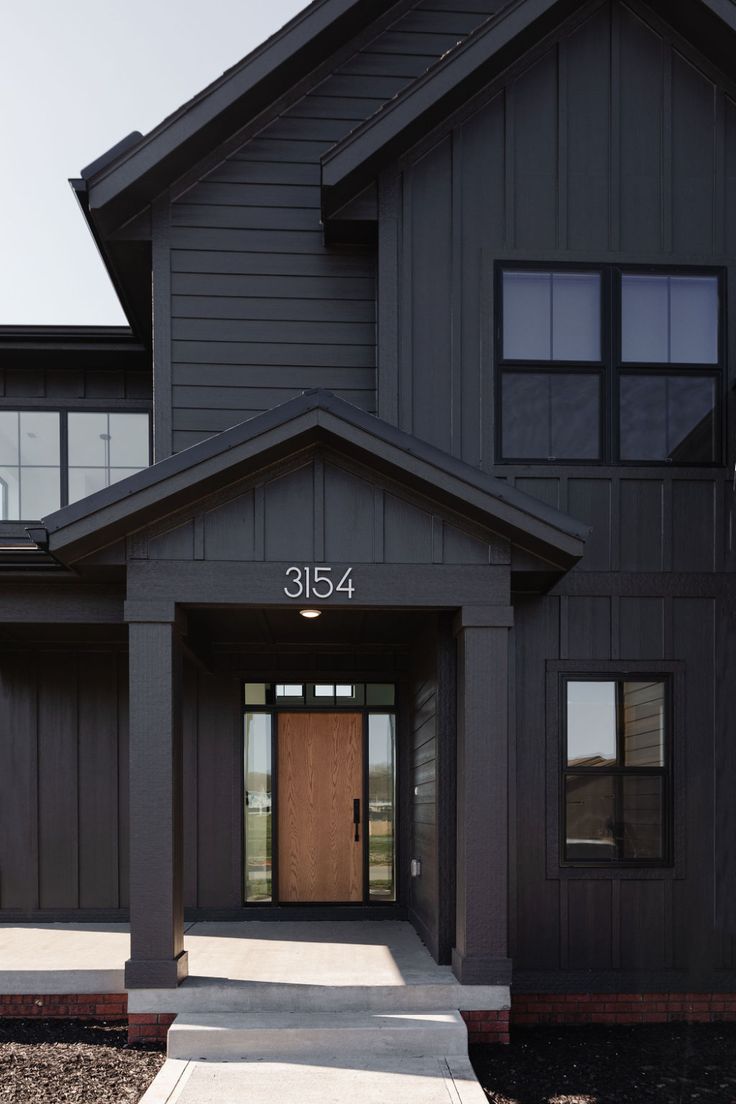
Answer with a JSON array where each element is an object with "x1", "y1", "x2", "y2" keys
[{"x1": 277, "y1": 712, "x2": 363, "y2": 903}]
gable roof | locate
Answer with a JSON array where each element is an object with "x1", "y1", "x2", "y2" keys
[
  {"x1": 321, "y1": 0, "x2": 736, "y2": 212},
  {"x1": 42, "y1": 390, "x2": 587, "y2": 568},
  {"x1": 77, "y1": 0, "x2": 399, "y2": 239}
]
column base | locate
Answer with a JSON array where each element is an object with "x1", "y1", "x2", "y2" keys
[
  {"x1": 452, "y1": 949, "x2": 512, "y2": 985},
  {"x1": 125, "y1": 950, "x2": 188, "y2": 989}
]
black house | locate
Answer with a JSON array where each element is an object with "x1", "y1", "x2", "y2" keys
[{"x1": 2, "y1": 0, "x2": 735, "y2": 1025}]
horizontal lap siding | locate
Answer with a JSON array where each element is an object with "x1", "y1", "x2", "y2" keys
[{"x1": 169, "y1": 0, "x2": 502, "y2": 451}]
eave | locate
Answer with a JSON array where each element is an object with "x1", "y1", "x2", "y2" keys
[{"x1": 41, "y1": 391, "x2": 588, "y2": 569}]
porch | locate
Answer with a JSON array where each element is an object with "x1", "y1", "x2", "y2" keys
[{"x1": 0, "y1": 920, "x2": 509, "y2": 1014}]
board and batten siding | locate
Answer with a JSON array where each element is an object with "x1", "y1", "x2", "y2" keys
[
  {"x1": 0, "y1": 649, "x2": 129, "y2": 914},
  {"x1": 396, "y1": 0, "x2": 736, "y2": 466},
  {"x1": 167, "y1": 0, "x2": 504, "y2": 453}
]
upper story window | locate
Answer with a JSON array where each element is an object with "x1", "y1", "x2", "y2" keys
[
  {"x1": 0, "y1": 410, "x2": 150, "y2": 521},
  {"x1": 498, "y1": 265, "x2": 722, "y2": 465}
]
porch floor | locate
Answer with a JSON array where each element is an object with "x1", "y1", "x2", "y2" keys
[{"x1": 0, "y1": 921, "x2": 509, "y2": 1013}]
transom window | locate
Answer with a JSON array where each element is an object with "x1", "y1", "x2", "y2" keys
[
  {"x1": 498, "y1": 265, "x2": 722, "y2": 464},
  {"x1": 563, "y1": 678, "x2": 670, "y2": 865},
  {"x1": 0, "y1": 410, "x2": 150, "y2": 521}
]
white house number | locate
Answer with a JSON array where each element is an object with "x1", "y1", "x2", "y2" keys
[{"x1": 284, "y1": 566, "x2": 355, "y2": 600}]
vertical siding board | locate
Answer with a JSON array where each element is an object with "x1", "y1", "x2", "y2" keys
[
  {"x1": 512, "y1": 49, "x2": 559, "y2": 251},
  {"x1": 568, "y1": 479, "x2": 612, "y2": 571},
  {"x1": 409, "y1": 137, "x2": 454, "y2": 453},
  {"x1": 565, "y1": 4, "x2": 611, "y2": 252},
  {"x1": 513, "y1": 597, "x2": 561, "y2": 970},
  {"x1": 182, "y1": 658, "x2": 199, "y2": 909},
  {"x1": 671, "y1": 51, "x2": 717, "y2": 255},
  {"x1": 671, "y1": 599, "x2": 716, "y2": 974},
  {"x1": 619, "y1": 597, "x2": 665, "y2": 660},
  {"x1": 117, "y1": 652, "x2": 129, "y2": 910},
  {"x1": 567, "y1": 881, "x2": 613, "y2": 969},
  {"x1": 620, "y1": 480, "x2": 664, "y2": 572},
  {"x1": 620, "y1": 882, "x2": 668, "y2": 969},
  {"x1": 618, "y1": 7, "x2": 664, "y2": 252},
  {"x1": 78, "y1": 653, "x2": 120, "y2": 908},
  {"x1": 671, "y1": 481, "x2": 716, "y2": 572},
  {"x1": 37, "y1": 655, "x2": 79, "y2": 909},
  {"x1": 197, "y1": 671, "x2": 241, "y2": 909},
  {"x1": 566, "y1": 598, "x2": 612, "y2": 660},
  {"x1": 0, "y1": 655, "x2": 38, "y2": 910},
  {"x1": 410, "y1": 637, "x2": 439, "y2": 959}
]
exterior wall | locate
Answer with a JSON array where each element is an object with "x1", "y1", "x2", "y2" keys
[
  {"x1": 390, "y1": 0, "x2": 736, "y2": 991},
  {"x1": 0, "y1": 364, "x2": 151, "y2": 407},
  {"x1": 0, "y1": 649, "x2": 129, "y2": 915},
  {"x1": 163, "y1": 0, "x2": 502, "y2": 454}
]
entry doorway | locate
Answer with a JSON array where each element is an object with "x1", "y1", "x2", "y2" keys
[
  {"x1": 243, "y1": 682, "x2": 397, "y2": 907},
  {"x1": 278, "y1": 713, "x2": 363, "y2": 902}
]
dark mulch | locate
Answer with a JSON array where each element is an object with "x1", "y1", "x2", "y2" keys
[
  {"x1": 471, "y1": 1023, "x2": 736, "y2": 1104},
  {"x1": 0, "y1": 1020, "x2": 165, "y2": 1104}
]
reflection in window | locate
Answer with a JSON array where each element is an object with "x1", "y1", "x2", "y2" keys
[
  {"x1": 619, "y1": 375, "x2": 716, "y2": 463},
  {"x1": 564, "y1": 679, "x2": 667, "y2": 863},
  {"x1": 67, "y1": 412, "x2": 149, "y2": 505},
  {"x1": 368, "y1": 714, "x2": 396, "y2": 901},
  {"x1": 502, "y1": 372, "x2": 600, "y2": 460},
  {"x1": 0, "y1": 411, "x2": 61, "y2": 519},
  {"x1": 621, "y1": 274, "x2": 718, "y2": 364},
  {"x1": 244, "y1": 713, "x2": 272, "y2": 903}
]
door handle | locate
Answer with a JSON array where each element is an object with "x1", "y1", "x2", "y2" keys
[{"x1": 353, "y1": 798, "x2": 361, "y2": 842}]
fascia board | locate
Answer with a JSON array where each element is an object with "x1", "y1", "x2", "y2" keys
[{"x1": 322, "y1": 0, "x2": 564, "y2": 193}]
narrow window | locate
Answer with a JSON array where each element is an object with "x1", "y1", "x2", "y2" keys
[
  {"x1": 244, "y1": 712, "x2": 273, "y2": 903},
  {"x1": 368, "y1": 713, "x2": 396, "y2": 901},
  {"x1": 564, "y1": 678, "x2": 669, "y2": 864},
  {"x1": 500, "y1": 269, "x2": 603, "y2": 461}
]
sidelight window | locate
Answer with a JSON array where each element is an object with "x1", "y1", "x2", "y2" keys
[
  {"x1": 498, "y1": 265, "x2": 722, "y2": 464},
  {"x1": 563, "y1": 678, "x2": 669, "y2": 864}
]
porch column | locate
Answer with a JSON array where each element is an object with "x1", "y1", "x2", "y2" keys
[
  {"x1": 124, "y1": 601, "x2": 188, "y2": 988},
  {"x1": 452, "y1": 605, "x2": 513, "y2": 985}
]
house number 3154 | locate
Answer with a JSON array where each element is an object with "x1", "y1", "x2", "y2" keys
[{"x1": 284, "y1": 566, "x2": 355, "y2": 600}]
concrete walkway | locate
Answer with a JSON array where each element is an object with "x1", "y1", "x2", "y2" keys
[{"x1": 140, "y1": 1055, "x2": 488, "y2": 1104}]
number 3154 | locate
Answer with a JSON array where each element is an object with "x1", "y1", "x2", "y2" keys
[{"x1": 284, "y1": 566, "x2": 355, "y2": 600}]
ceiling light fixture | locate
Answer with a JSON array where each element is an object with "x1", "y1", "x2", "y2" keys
[{"x1": 299, "y1": 609, "x2": 322, "y2": 620}]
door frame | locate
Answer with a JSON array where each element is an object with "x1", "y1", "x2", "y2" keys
[{"x1": 242, "y1": 685, "x2": 399, "y2": 909}]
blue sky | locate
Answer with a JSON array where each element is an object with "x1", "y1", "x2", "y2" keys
[{"x1": 1, "y1": 1, "x2": 305, "y2": 325}]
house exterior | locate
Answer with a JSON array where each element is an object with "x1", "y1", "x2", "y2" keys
[{"x1": 2, "y1": 0, "x2": 736, "y2": 1024}]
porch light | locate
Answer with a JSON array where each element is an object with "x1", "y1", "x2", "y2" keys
[{"x1": 299, "y1": 609, "x2": 322, "y2": 619}]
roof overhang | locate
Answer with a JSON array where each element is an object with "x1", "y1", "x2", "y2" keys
[
  {"x1": 80, "y1": 0, "x2": 401, "y2": 240},
  {"x1": 321, "y1": 0, "x2": 736, "y2": 217},
  {"x1": 42, "y1": 391, "x2": 588, "y2": 571}
]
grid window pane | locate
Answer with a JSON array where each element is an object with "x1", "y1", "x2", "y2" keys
[
  {"x1": 19, "y1": 412, "x2": 60, "y2": 466},
  {"x1": 566, "y1": 682, "x2": 617, "y2": 767},
  {"x1": 623, "y1": 682, "x2": 665, "y2": 767},
  {"x1": 502, "y1": 372, "x2": 600, "y2": 460},
  {"x1": 68, "y1": 413, "x2": 108, "y2": 466},
  {"x1": 0, "y1": 467, "x2": 20, "y2": 520},
  {"x1": 21, "y1": 467, "x2": 61, "y2": 519},
  {"x1": 503, "y1": 271, "x2": 600, "y2": 362},
  {"x1": 622, "y1": 274, "x2": 718, "y2": 364},
  {"x1": 67, "y1": 413, "x2": 150, "y2": 504},
  {"x1": 109, "y1": 413, "x2": 150, "y2": 466},
  {"x1": 621, "y1": 776, "x2": 664, "y2": 860},
  {"x1": 0, "y1": 413, "x2": 19, "y2": 465},
  {"x1": 619, "y1": 375, "x2": 716, "y2": 462},
  {"x1": 503, "y1": 271, "x2": 552, "y2": 359},
  {"x1": 565, "y1": 775, "x2": 617, "y2": 861}
]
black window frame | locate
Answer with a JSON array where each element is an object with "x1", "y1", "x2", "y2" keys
[
  {"x1": 495, "y1": 261, "x2": 726, "y2": 467},
  {"x1": 0, "y1": 405, "x2": 153, "y2": 523},
  {"x1": 560, "y1": 674, "x2": 673, "y2": 869}
]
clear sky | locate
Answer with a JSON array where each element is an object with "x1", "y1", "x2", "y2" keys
[{"x1": 1, "y1": 1, "x2": 306, "y2": 326}]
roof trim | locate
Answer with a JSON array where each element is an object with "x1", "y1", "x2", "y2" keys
[
  {"x1": 43, "y1": 391, "x2": 587, "y2": 567},
  {"x1": 82, "y1": 0, "x2": 399, "y2": 235},
  {"x1": 321, "y1": 0, "x2": 576, "y2": 208},
  {"x1": 321, "y1": 0, "x2": 736, "y2": 209}
]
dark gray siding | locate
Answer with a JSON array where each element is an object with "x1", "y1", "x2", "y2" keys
[
  {"x1": 394, "y1": 0, "x2": 736, "y2": 989},
  {"x1": 396, "y1": 0, "x2": 736, "y2": 464},
  {"x1": 0, "y1": 365, "x2": 151, "y2": 405},
  {"x1": 167, "y1": 0, "x2": 504, "y2": 453},
  {"x1": 409, "y1": 647, "x2": 439, "y2": 956},
  {"x1": 0, "y1": 649, "x2": 129, "y2": 915}
]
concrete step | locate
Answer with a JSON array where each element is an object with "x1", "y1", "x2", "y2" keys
[
  {"x1": 167, "y1": 1010, "x2": 469, "y2": 1061},
  {"x1": 128, "y1": 981, "x2": 511, "y2": 1015}
]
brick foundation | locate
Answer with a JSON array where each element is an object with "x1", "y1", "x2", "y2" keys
[
  {"x1": 511, "y1": 993, "x2": 736, "y2": 1026},
  {"x1": 0, "y1": 994, "x2": 127, "y2": 1020},
  {"x1": 461, "y1": 1009, "x2": 511, "y2": 1045},
  {"x1": 127, "y1": 1012, "x2": 177, "y2": 1044}
]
